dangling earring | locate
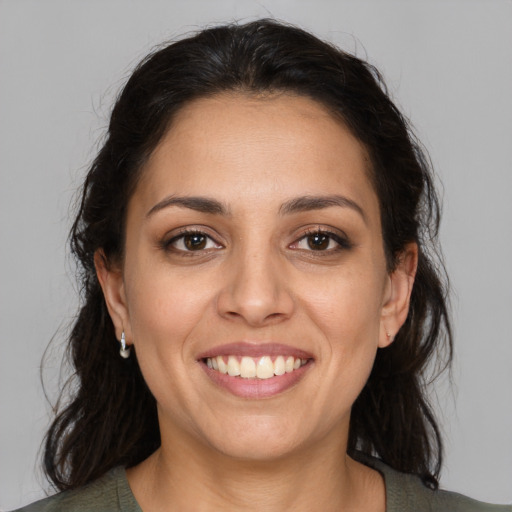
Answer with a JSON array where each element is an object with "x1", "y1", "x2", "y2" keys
[{"x1": 119, "y1": 331, "x2": 131, "y2": 359}]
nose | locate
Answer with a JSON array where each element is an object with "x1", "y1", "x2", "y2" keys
[{"x1": 216, "y1": 246, "x2": 294, "y2": 327}]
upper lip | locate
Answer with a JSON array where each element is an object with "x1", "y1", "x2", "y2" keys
[{"x1": 197, "y1": 342, "x2": 314, "y2": 360}]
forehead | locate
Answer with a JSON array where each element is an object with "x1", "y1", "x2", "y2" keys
[{"x1": 134, "y1": 92, "x2": 379, "y2": 221}]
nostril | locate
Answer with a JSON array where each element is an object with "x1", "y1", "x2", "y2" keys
[{"x1": 216, "y1": 274, "x2": 295, "y2": 326}]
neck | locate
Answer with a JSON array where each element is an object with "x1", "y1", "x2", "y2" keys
[{"x1": 127, "y1": 430, "x2": 385, "y2": 512}]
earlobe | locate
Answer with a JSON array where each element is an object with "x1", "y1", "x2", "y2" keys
[
  {"x1": 379, "y1": 243, "x2": 418, "y2": 348},
  {"x1": 94, "y1": 249, "x2": 132, "y2": 343}
]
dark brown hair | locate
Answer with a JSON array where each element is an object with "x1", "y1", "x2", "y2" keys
[{"x1": 44, "y1": 19, "x2": 452, "y2": 491}]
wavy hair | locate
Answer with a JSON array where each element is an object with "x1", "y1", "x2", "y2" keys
[{"x1": 44, "y1": 19, "x2": 452, "y2": 491}]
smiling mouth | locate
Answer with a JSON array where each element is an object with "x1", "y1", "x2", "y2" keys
[{"x1": 204, "y1": 355, "x2": 309, "y2": 379}]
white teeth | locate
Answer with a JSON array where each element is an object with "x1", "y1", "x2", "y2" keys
[
  {"x1": 227, "y1": 355, "x2": 241, "y2": 376},
  {"x1": 205, "y1": 355, "x2": 308, "y2": 379},
  {"x1": 240, "y1": 356, "x2": 256, "y2": 378},
  {"x1": 274, "y1": 355, "x2": 285, "y2": 376},
  {"x1": 217, "y1": 356, "x2": 227, "y2": 374},
  {"x1": 256, "y1": 356, "x2": 274, "y2": 379}
]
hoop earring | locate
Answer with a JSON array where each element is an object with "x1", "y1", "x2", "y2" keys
[{"x1": 119, "y1": 331, "x2": 131, "y2": 359}]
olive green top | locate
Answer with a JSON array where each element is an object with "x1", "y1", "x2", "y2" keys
[{"x1": 14, "y1": 460, "x2": 511, "y2": 511}]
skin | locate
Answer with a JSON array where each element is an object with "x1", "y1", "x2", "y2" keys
[{"x1": 96, "y1": 93, "x2": 417, "y2": 511}]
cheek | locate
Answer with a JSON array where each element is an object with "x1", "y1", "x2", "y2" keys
[
  {"x1": 125, "y1": 263, "x2": 215, "y2": 353},
  {"x1": 298, "y1": 265, "x2": 385, "y2": 384},
  {"x1": 122, "y1": 267, "x2": 216, "y2": 419},
  {"x1": 302, "y1": 267, "x2": 385, "y2": 338}
]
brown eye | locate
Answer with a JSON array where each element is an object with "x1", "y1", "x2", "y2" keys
[
  {"x1": 184, "y1": 234, "x2": 207, "y2": 250},
  {"x1": 307, "y1": 233, "x2": 330, "y2": 250},
  {"x1": 290, "y1": 230, "x2": 351, "y2": 253},
  {"x1": 166, "y1": 231, "x2": 222, "y2": 252}
]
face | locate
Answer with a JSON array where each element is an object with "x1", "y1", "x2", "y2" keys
[{"x1": 98, "y1": 93, "x2": 415, "y2": 462}]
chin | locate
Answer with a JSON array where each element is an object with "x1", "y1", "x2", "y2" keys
[
  {"x1": 198, "y1": 415, "x2": 315, "y2": 463},
  {"x1": 214, "y1": 436, "x2": 299, "y2": 463}
]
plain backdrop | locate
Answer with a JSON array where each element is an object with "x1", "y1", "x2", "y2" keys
[{"x1": 1, "y1": 0, "x2": 511, "y2": 509}]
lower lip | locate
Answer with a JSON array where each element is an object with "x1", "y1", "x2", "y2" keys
[{"x1": 200, "y1": 361, "x2": 312, "y2": 399}]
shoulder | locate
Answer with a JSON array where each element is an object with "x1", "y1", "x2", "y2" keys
[
  {"x1": 384, "y1": 467, "x2": 511, "y2": 512},
  {"x1": 355, "y1": 453, "x2": 511, "y2": 512},
  {"x1": 432, "y1": 488, "x2": 512, "y2": 512},
  {"x1": 11, "y1": 467, "x2": 141, "y2": 512}
]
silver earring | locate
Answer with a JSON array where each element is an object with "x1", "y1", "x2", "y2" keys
[{"x1": 119, "y1": 331, "x2": 131, "y2": 359}]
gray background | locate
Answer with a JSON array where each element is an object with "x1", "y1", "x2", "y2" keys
[{"x1": 1, "y1": 0, "x2": 511, "y2": 509}]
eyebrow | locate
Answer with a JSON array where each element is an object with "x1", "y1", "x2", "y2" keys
[
  {"x1": 146, "y1": 195, "x2": 229, "y2": 217},
  {"x1": 146, "y1": 193, "x2": 366, "y2": 222},
  {"x1": 279, "y1": 195, "x2": 366, "y2": 222}
]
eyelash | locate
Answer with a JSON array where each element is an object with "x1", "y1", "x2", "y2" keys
[
  {"x1": 292, "y1": 229, "x2": 352, "y2": 252},
  {"x1": 161, "y1": 227, "x2": 352, "y2": 254},
  {"x1": 162, "y1": 229, "x2": 222, "y2": 254}
]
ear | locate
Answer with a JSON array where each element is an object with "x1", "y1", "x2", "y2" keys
[
  {"x1": 379, "y1": 243, "x2": 418, "y2": 348},
  {"x1": 94, "y1": 249, "x2": 133, "y2": 345}
]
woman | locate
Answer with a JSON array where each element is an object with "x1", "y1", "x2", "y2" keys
[{"x1": 14, "y1": 19, "x2": 510, "y2": 512}]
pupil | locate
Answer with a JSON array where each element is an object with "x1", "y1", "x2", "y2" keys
[
  {"x1": 185, "y1": 234, "x2": 206, "y2": 250},
  {"x1": 307, "y1": 233, "x2": 329, "y2": 250}
]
